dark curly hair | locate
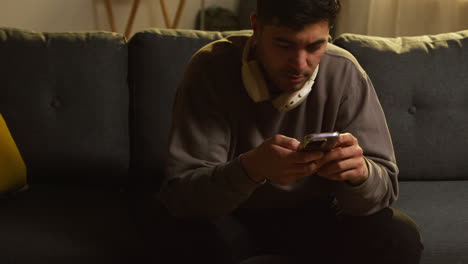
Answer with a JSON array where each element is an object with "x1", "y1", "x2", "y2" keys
[{"x1": 256, "y1": 0, "x2": 341, "y2": 30}]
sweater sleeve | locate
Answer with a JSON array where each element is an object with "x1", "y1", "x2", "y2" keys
[
  {"x1": 333, "y1": 72, "x2": 399, "y2": 216},
  {"x1": 158, "y1": 48, "x2": 259, "y2": 221}
]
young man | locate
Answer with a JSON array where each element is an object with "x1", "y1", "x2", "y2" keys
[{"x1": 159, "y1": 0, "x2": 423, "y2": 263}]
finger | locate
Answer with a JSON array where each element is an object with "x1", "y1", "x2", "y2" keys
[
  {"x1": 334, "y1": 133, "x2": 358, "y2": 148},
  {"x1": 275, "y1": 166, "x2": 318, "y2": 185},
  {"x1": 316, "y1": 145, "x2": 363, "y2": 169},
  {"x1": 317, "y1": 157, "x2": 362, "y2": 177},
  {"x1": 289, "y1": 151, "x2": 324, "y2": 164},
  {"x1": 269, "y1": 134, "x2": 301, "y2": 151},
  {"x1": 318, "y1": 167, "x2": 364, "y2": 182},
  {"x1": 288, "y1": 162, "x2": 319, "y2": 176}
]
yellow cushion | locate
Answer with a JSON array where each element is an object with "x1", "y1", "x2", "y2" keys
[{"x1": 0, "y1": 114, "x2": 27, "y2": 194}]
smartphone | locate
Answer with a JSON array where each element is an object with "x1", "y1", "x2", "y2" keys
[{"x1": 298, "y1": 132, "x2": 340, "y2": 152}]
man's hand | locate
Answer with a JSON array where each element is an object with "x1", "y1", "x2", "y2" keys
[
  {"x1": 240, "y1": 135, "x2": 324, "y2": 185},
  {"x1": 316, "y1": 133, "x2": 369, "y2": 186}
]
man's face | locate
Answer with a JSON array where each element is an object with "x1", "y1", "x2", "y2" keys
[{"x1": 252, "y1": 18, "x2": 330, "y2": 93}]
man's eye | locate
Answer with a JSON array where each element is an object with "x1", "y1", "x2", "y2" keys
[
  {"x1": 275, "y1": 43, "x2": 291, "y2": 49},
  {"x1": 307, "y1": 45, "x2": 321, "y2": 52}
]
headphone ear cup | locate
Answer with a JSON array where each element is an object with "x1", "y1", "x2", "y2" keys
[{"x1": 242, "y1": 60, "x2": 270, "y2": 102}]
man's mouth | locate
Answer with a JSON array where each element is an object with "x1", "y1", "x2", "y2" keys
[{"x1": 287, "y1": 74, "x2": 306, "y2": 84}]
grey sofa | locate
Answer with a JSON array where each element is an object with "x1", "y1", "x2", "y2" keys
[{"x1": 0, "y1": 27, "x2": 467, "y2": 263}]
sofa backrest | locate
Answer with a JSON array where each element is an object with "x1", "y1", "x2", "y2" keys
[
  {"x1": 0, "y1": 28, "x2": 130, "y2": 184},
  {"x1": 130, "y1": 28, "x2": 468, "y2": 184},
  {"x1": 128, "y1": 29, "x2": 251, "y2": 187},
  {"x1": 3, "y1": 26, "x2": 466, "y2": 185},
  {"x1": 334, "y1": 30, "x2": 468, "y2": 181}
]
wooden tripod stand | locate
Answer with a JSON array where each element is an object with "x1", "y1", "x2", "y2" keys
[{"x1": 103, "y1": 0, "x2": 186, "y2": 38}]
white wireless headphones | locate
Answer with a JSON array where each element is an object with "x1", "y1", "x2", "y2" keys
[
  {"x1": 241, "y1": 36, "x2": 319, "y2": 112},
  {"x1": 241, "y1": 37, "x2": 270, "y2": 102}
]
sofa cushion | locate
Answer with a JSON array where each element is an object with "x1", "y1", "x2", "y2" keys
[
  {"x1": 128, "y1": 29, "x2": 251, "y2": 186},
  {"x1": 0, "y1": 28, "x2": 130, "y2": 184},
  {"x1": 0, "y1": 114, "x2": 27, "y2": 193},
  {"x1": 395, "y1": 181, "x2": 468, "y2": 264},
  {"x1": 333, "y1": 30, "x2": 468, "y2": 181},
  {"x1": 0, "y1": 186, "x2": 151, "y2": 263}
]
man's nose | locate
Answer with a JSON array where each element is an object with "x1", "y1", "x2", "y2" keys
[{"x1": 289, "y1": 49, "x2": 309, "y2": 72}]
